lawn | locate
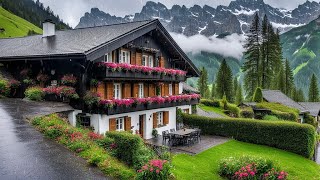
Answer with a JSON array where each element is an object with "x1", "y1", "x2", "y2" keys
[
  {"x1": 172, "y1": 140, "x2": 320, "y2": 180},
  {"x1": 198, "y1": 104, "x2": 228, "y2": 117}
]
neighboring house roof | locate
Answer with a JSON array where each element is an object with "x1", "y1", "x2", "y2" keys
[
  {"x1": 238, "y1": 102, "x2": 257, "y2": 107},
  {"x1": 262, "y1": 90, "x2": 306, "y2": 112},
  {"x1": 0, "y1": 19, "x2": 199, "y2": 76},
  {"x1": 298, "y1": 102, "x2": 320, "y2": 117},
  {"x1": 182, "y1": 82, "x2": 199, "y2": 93}
]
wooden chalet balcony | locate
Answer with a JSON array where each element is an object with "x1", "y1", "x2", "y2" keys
[
  {"x1": 70, "y1": 96, "x2": 199, "y2": 116},
  {"x1": 93, "y1": 63, "x2": 187, "y2": 82}
]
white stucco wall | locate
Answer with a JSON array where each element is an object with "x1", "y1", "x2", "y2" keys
[
  {"x1": 68, "y1": 105, "x2": 192, "y2": 139},
  {"x1": 179, "y1": 82, "x2": 183, "y2": 94}
]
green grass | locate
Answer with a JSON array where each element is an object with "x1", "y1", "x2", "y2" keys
[
  {"x1": 198, "y1": 104, "x2": 228, "y2": 117},
  {"x1": 172, "y1": 140, "x2": 320, "y2": 180},
  {"x1": 293, "y1": 61, "x2": 308, "y2": 75},
  {"x1": 256, "y1": 102, "x2": 300, "y2": 115},
  {"x1": 0, "y1": 7, "x2": 42, "y2": 38}
]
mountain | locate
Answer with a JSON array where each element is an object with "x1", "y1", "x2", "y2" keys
[
  {"x1": 0, "y1": 0, "x2": 70, "y2": 30},
  {"x1": 76, "y1": 0, "x2": 320, "y2": 36},
  {"x1": 0, "y1": 7, "x2": 42, "y2": 38},
  {"x1": 281, "y1": 16, "x2": 320, "y2": 95}
]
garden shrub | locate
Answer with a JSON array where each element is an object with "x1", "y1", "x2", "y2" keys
[
  {"x1": 263, "y1": 115, "x2": 279, "y2": 121},
  {"x1": 25, "y1": 86, "x2": 44, "y2": 101},
  {"x1": 44, "y1": 125, "x2": 64, "y2": 139},
  {"x1": 240, "y1": 108, "x2": 254, "y2": 118},
  {"x1": 226, "y1": 103, "x2": 240, "y2": 118},
  {"x1": 182, "y1": 114, "x2": 317, "y2": 158},
  {"x1": 96, "y1": 136, "x2": 115, "y2": 150},
  {"x1": 105, "y1": 131, "x2": 154, "y2": 170},
  {"x1": 252, "y1": 87, "x2": 263, "y2": 103},
  {"x1": 270, "y1": 110, "x2": 297, "y2": 122},
  {"x1": 136, "y1": 159, "x2": 171, "y2": 180},
  {"x1": 0, "y1": 79, "x2": 10, "y2": 97},
  {"x1": 304, "y1": 114, "x2": 318, "y2": 128},
  {"x1": 200, "y1": 99, "x2": 220, "y2": 107},
  {"x1": 219, "y1": 156, "x2": 288, "y2": 180}
]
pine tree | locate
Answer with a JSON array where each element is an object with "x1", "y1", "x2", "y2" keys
[
  {"x1": 235, "y1": 83, "x2": 243, "y2": 105},
  {"x1": 216, "y1": 59, "x2": 234, "y2": 102},
  {"x1": 284, "y1": 59, "x2": 294, "y2": 96},
  {"x1": 233, "y1": 77, "x2": 238, "y2": 98},
  {"x1": 260, "y1": 15, "x2": 271, "y2": 89},
  {"x1": 308, "y1": 74, "x2": 319, "y2": 102},
  {"x1": 297, "y1": 89, "x2": 306, "y2": 102},
  {"x1": 277, "y1": 62, "x2": 286, "y2": 93},
  {"x1": 211, "y1": 83, "x2": 216, "y2": 99},
  {"x1": 252, "y1": 87, "x2": 263, "y2": 102},
  {"x1": 197, "y1": 67, "x2": 209, "y2": 98},
  {"x1": 242, "y1": 13, "x2": 261, "y2": 98}
]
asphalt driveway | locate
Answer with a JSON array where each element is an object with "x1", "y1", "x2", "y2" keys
[{"x1": 0, "y1": 98, "x2": 108, "y2": 180}]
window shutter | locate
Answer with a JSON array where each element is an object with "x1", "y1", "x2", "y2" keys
[
  {"x1": 153, "y1": 113, "x2": 157, "y2": 129},
  {"x1": 97, "y1": 82, "x2": 106, "y2": 99},
  {"x1": 161, "y1": 84, "x2": 165, "y2": 96},
  {"x1": 106, "y1": 82, "x2": 114, "y2": 100},
  {"x1": 174, "y1": 83, "x2": 179, "y2": 95},
  {"x1": 109, "y1": 118, "x2": 116, "y2": 131},
  {"x1": 144, "y1": 83, "x2": 149, "y2": 97},
  {"x1": 160, "y1": 56, "x2": 165, "y2": 68},
  {"x1": 127, "y1": 51, "x2": 131, "y2": 64},
  {"x1": 149, "y1": 84, "x2": 155, "y2": 97},
  {"x1": 163, "y1": 111, "x2": 169, "y2": 125},
  {"x1": 122, "y1": 83, "x2": 131, "y2": 98},
  {"x1": 131, "y1": 51, "x2": 136, "y2": 65},
  {"x1": 136, "y1": 52, "x2": 142, "y2": 65},
  {"x1": 133, "y1": 83, "x2": 139, "y2": 97},
  {"x1": 125, "y1": 116, "x2": 131, "y2": 131},
  {"x1": 119, "y1": 50, "x2": 122, "y2": 63},
  {"x1": 164, "y1": 84, "x2": 169, "y2": 96}
]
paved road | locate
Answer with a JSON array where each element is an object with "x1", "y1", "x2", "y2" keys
[{"x1": 0, "y1": 98, "x2": 108, "y2": 180}]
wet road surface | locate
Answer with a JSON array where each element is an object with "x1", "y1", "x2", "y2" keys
[{"x1": 0, "y1": 98, "x2": 108, "y2": 180}]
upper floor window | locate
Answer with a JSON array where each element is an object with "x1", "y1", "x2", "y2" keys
[
  {"x1": 114, "y1": 83, "x2": 121, "y2": 99},
  {"x1": 119, "y1": 50, "x2": 130, "y2": 64},
  {"x1": 116, "y1": 117, "x2": 124, "y2": 131},
  {"x1": 169, "y1": 83, "x2": 173, "y2": 96},
  {"x1": 148, "y1": 56, "x2": 154, "y2": 67},
  {"x1": 142, "y1": 55, "x2": 148, "y2": 66},
  {"x1": 157, "y1": 112, "x2": 163, "y2": 126},
  {"x1": 104, "y1": 52, "x2": 113, "y2": 62},
  {"x1": 138, "y1": 83, "x2": 144, "y2": 98}
]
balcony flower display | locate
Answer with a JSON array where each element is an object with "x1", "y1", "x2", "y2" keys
[
  {"x1": 100, "y1": 99, "x2": 114, "y2": 108},
  {"x1": 61, "y1": 74, "x2": 77, "y2": 86},
  {"x1": 9, "y1": 79, "x2": 21, "y2": 89},
  {"x1": 43, "y1": 86, "x2": 79, "y2": 100},
  {"x1": 36, "y1": 73, "x2": 49, "y2": 83},
  {"x1": 97, "y1": 62, "x2": 187, "y2": 77}
]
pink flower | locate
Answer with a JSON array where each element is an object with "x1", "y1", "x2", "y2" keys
[
  {"x1": 150, "y1": 168, "x2": 154, "y2": 172},
  {"x1": 156, "y1": 169, "x2": 160, "y2": 174}
]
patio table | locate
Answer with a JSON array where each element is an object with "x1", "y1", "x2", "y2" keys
[{"x1": 171, "y1": 129, "x2": 197, "y2": 136}]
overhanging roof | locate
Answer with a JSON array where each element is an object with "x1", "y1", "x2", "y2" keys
[{"x1": 0, "y1": 19, "x2": 199, "y2": 76}]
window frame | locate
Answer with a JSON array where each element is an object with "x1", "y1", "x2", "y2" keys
[
  {"x1": 116, "y1": 117, "x2": 124, "y2": 131},
  {"x1": 114, "y1": 83, "x2": 122, "y2": 99},
  {"x1": 148, "y1": 56, "x2": 154, "y2": 67},
  {"x1": 142, "y1": 55, "x2": 148, "y2": 66},
  {"x1": 157, "y1": 112, "x2": 163, "y2": 126},
  {"x1": 104, "y1": 52, "x2": 113, "y2": 62},
  {"x1": 138, "y1": 83, "x2": 144, "y2": 98},
  {"x1": 120, "y1": 50, "x2": 130, "y2": 64},
  {"x1": 169, "y1": 83, "x2": 173, "y2": 96}
]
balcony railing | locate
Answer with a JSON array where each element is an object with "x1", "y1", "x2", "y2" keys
[
  {"x1": 93, "y1": 62, "x2": 187, "y2": 82},
  {"x1": 70, "y1": 95, "x2": 200, "y2": 115}
]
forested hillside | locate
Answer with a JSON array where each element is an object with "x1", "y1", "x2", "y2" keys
[
  {"x1": 0, "y1": 7, "x2": 42, "y2": 38},
  {"x1": 0, "y1": 0, "x2": 70, "y2": 30}
]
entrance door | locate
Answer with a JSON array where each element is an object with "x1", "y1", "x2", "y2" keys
[{"x1": 139, "y1": 115, "x2": 145, "y2": 138}]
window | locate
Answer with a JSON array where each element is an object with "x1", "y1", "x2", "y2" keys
[
  {"x1": 142, "y1": 55, "x2": 148, "y2": 66},
  {"x1": 119, "y1": 50, "x2": 130, "y2": 64},
  {"x1": 169, "y1": 83, "x2": 173, "y2": 96},
  {"x1": 76, "y1": 114, "x2": 91, "y2": 128},
  {"x1": 116, "y1": 117, "x2": 124, "y2": 131},
  {"x1": 114, "y1": 83, "x2": 121, "y2": 99},
  {"x1": 138, "y1": 83, "x2": 144, "y2": 98},
  {"x1": 104, "y1": 52, "x2": 113, "y2": 62},
  {"x1": 157, "y1": 112, "x2": 163, "y2": 126},
  {"x1": 148, "y1": 56, "x2": 154, "y2": 67}
]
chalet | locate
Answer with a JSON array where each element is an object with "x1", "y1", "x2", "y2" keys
[{"x1": 0, "y1": 19, "x2": 200, "y2": 139}]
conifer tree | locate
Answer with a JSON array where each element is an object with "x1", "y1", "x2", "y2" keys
[
  {"x1": 216, "y1": 59, "x2": 234, "y2": 102},
  {"x1": 252, "y1": 87, "x2": 263, "y2": 103},
  {"x1": 242, "y1": 13, "x2": 261, "y2": 98},
  {"x1": 297, "y1": 89, "x2": 306, "y2": 102},
  {"x1": 235, "y1": 83, "x2": 243, "y2": 105},
  {"x1": 308, "y1": 74, "x2": 319, "y2": 102},
  {"x1": 233, "y1": 77, "x2": 238, "y2": 98},
  {"x1": 211, "y1": 83, "x2": 216, "y2": 99},
  {"x1": 284, "y1": 59, "x2": 294, "y2": 96},
  {"x1": 197, "y1": 67, "x2": 209, "y2": 98},
  {"x1": 277, "y1": 62, "x2": 286, "y2": 93}
]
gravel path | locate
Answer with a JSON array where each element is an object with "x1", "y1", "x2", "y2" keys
[{"x1": 196, "y1": 106, "x2": 224, "y2": 118}]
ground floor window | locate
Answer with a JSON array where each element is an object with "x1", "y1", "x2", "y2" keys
[
  {"x1": 76, "y1": 113, "x2": 91, "y2": 128},
  {"x1": 157, "y1": 112, "x2": 163, "y2": 126},
  {"x1": 116, "y1": 117, "x2": 124, "y2": 131},
  {"x1": 183, "y1": 109, "x2": 190, "y2": 114}
]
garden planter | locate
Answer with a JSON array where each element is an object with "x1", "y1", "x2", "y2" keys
[
  {"x1": 62, "y1": 97, "x2": 70, "y2": 103},
  {"x1": 190, "y1": 99, "x2": 199, "y2": 105},
  {"x1": 133, "y1": 104, "x2": 147, "y2": 112}
]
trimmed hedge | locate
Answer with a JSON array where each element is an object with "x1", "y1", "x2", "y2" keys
[
  {"x1": 182, "y1": 114, "x2": 317, "y2": 159},
  {"x1": 270, "y1": 110, "x2": 297, "y2": 122},
  {"x1": 200, "y1": 99, "x2": 220, "y2": 107}
]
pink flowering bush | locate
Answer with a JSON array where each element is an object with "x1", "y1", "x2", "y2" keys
[
  {"x1": 9, "y1": 79, "x2": 21, "y2": 89},
  {"x1": 43, "y1": 86, "x2": 79, "y2": 99},
  {"x1": 136, "y1": 159, "x2": 171, "y2": 180},
  {"x1": 97, "y1": 62, "x2": 187, "y2": 77},
  {"x1": 219, "y1": 156, "x2": 288, "y2": 180},
  {"x1": 61, "y1": 74, "x2": 77, "y2": 85}
]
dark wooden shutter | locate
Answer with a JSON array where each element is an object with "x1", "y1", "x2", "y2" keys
[
  {"x1": 106, "y1": 82, "x2": 114, "y2": 100},
  {"x1": 163, "y1": 111, "x2": 169, "y2": 125},
  {"x1": 125, "y1": 116, "x2": 131, "y2": 131},
  {"x1": 109, "y1": 118, "x2": 116, "y2": 131},
  {"x1": 133, "y1": 83, "x2": 139, "y2": 98},
  {"x1": 122, "y1": 83, "x2": 131, "y2": 98},
  {"x1": 149, "y1": 84, "x2": 155, "y2": 97},
  {"x1": 131, "y1": 51, "x2": 136, "y2": 65},
  {"x1": 136, "y1": 52, "x2": 142, "y2": 65},
  {"x1": 160, "y1": 56, "x2": 165, "y2": 68},
  {"x1": 174, "y1": 83, "x2": 179, "y2": 95},
  {"x1": 153, "y1": 113, "x2": 157, "y2": 129},
  {"x1": 97, "y1": 82, "x2": 106, "y2": 99},
  {"x1": 144, "y1": 83, "x2": 149, "y2": 97}
]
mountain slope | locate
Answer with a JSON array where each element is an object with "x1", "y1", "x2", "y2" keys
[
  {"x1": 281, "y1": 16, "x2": 320, "y2": 94},
  {"x1": 0, "y1": 7, "x2": 42, "y2": 38},
  {"x1": 76, "y1": 0, "x2": 320, "y2": 36},
  {"x1": 0, "y1": 0, "x2": 70, "y2": 30}
]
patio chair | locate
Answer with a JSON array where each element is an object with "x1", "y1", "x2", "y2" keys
[
  {"x1": 196, "y1": 129, "x2": 201, "y2": 141},
  {"x1": 162, "y1": 131, "x2": 170, "y2": 144},
  {"x1": 170, "y1": 128, "x2": 175, "y2": 133}
]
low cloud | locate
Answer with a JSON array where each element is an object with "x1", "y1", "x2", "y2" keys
[{"x1": 170, "y1": 33, "x2": 246, "y2": 60}]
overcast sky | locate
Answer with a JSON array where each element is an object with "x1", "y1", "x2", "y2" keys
[{"x1": 39, "y1": 0, "x2": 318, "y2": 28}]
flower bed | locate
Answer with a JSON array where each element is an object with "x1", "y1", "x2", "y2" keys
[
  {"x1": 95, "y1": 94, "x2": 200, "y2": 115},
  {"x1": 96, "y1": 62, "x2": 187, "y2": 81}
]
